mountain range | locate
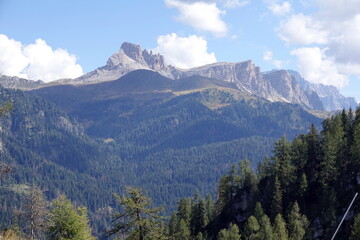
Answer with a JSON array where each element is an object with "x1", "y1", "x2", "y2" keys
[{"x1": 0, "y1": 42, "x2": 358, "y2": 111}]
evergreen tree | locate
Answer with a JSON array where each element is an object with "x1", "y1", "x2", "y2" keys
[
  {"x1": 217, "y1": 223, "x2": 241, "y2": 240},
  {"x1": 270, "y1": 175, "x2": 283, "y2": 219},
  {"x1": 105, "y1": 187, "x2": 164, "y2": 240},
  {"x1": 216, "y1": 175, "x2": 231, "y2": 213},
  {"x1": 177, "y1": 198, "x2": 192, "y2": 225},
  {"x1": 273, "y1": 214, "x2": 288, "y2": 240},
  {"x1": 22, "y1": 186, "x2": 48, "y2": 240},
  {"x1": 244, "y1": 215, "x2": 260, "y2": 240},
  {"x1": 350, "y1": 214, "x2": 360, "y2": 240},
  {"x1": 253, "y1": 202, "x2": 265, "y2": 221},
  {"x1": 175, "y1": 219, "x2": 191, "y2": 240},
  {"x1": 190, "y1": 198, "x2": 207, "y2": 236},
  {"x1": 351, "y1": 108, "x2": 360, "y2": 173},
  {"x1": 205, "y1": 194, "x2": 215, "y2": 222},
  {"x1": 272, "y1": 136, "x2": 295, "y2": 190},
  {"x1": 48, "y1": 195, "x2": 95, "y2": 240},
  {"x1": 258, "y1": 214, "x2": 273, "y2": 240},
  {"x1": 287, "y1": 202, "x2": 309, "y2": 240}
]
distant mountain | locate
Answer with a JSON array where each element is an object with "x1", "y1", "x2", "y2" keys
[
  {"x1": 0, "y1": 75, "x2": 44, "y2": 90},
  {"x1": 0, "y1": 42, "x2": 357, "y2": 111},
  {"x1": 288, "y1": 70, "x2": 358, "y2": 111}
]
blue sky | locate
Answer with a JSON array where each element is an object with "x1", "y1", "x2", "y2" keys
[{"x1": 0, "y1": 0, "x2": 359, "y2": 102}]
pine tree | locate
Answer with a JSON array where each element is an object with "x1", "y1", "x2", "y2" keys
[
  {"x1": 22, "y1": 186, "x2": 48, "y2": 240},
  {"x1": 216, "y1": 175, "x2": 231, "y2": 213},
  {"x1": 273, "y1": 136, "x2": 295, "y2": 190},
  {"x1": 175, "y1": 219, "x2": 191, "y2": 240},
  {"x1": 48, "y1": 195, "x2": 95, "y2": 240},
  {"x1": 244, "y1": 216, "x2": 260, "y2": 240},
  {"x1": 253, "y1": 202, "x2": 265, "y2": 221},
  {"x1": 287, "y1": 202, "x2": 309, "y2": 240},
  {"x1": 105, "y1": 187, "x2": 164, "y2": 240},
  {"x1": 350, "y1": 214, "x2": 360, "y2": 240},
  {"x1": 273, "y1": 214, "x2": 288, "y2": 240},
  {"x1": 190, "y1": 198, "x2": 207, "y2": 236},
  {"x1": 217, "y1": 223, "x2": 241, "y2": 240},
  {"x1": 205, "y1": 194, "x2": 215, "y2": 222},
  {"x1": 270, "y1": 175, "x2": 283, "y2": 219},
  {"x1": 258, "y1": 214, "x2": 273, "y2": 240}
]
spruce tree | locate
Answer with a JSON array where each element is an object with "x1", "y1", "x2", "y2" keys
[
  {"x1": 270, "y1": 175, "x2": 283, "y2": 219},
  {"x1": 105, "y1": 187, "x2": 164, "y2": 240},
  {"x1": 258, "y1": 214, "x2": 273, "y2": 240},
  {"x1": 22, "y1": 186, "x2": 48, "y2": 240},
  {"x1": 287, "y1": 202, "x2": 309, "y2": 240},
  {"x1": 273, "y1": 214, "x2": 288, "y2": 240},
  {"x1": 217, "y1": 223, "x2": 241, "y2": 240},
  {"x1": 244, "y1": 216, "x2": 260, "y2": 240},
  {"x1": 350, "y1": 214, "x2": 360, "y2": 240},
  {"x1": 48, "y1": 195, "x2": 95, "y2": 240}
]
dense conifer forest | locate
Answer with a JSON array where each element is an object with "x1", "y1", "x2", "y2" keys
[
  {"x1": 1, "y1": 81, "x2": 359, "y2": 239},
  {"x1": 1, "y1": 109, "x2": 360, "y2": 239}
]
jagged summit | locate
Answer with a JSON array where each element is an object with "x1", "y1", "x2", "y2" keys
[{"x1": 0, "y1": 41, "x2": 357, "y2": 111}]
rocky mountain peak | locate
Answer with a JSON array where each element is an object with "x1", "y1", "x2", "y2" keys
[{"x1": 120, "y1": 42, "x2": 143, "y2": 62}]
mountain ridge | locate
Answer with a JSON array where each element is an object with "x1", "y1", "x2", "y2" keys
[{"x1": 0, "y1": 42, "x2": 357, "y2": 111}]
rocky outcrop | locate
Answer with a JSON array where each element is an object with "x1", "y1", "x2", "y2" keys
[
  {"x1": 288, "y1": 70, "x2": 358, "y2": 111},
  {"x1": 0, "y1": 75, "x2": 44, "y2": 90},
  {"x1": 263, "y1": 70, "x2": 324, "y2": 110},
  {"x1": 63, "y1": 42, "x2": 176, "y2": 84},
  {"x1": 1, "y1": 42, "x2": 356, "y2": 111}
]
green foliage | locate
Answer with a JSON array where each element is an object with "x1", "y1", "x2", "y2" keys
[
  {"x1": 287, "y1": 202, "x2": 309, "y2": 240},
  {"x1": 350, "y1": 214, "x2": 360, "y2": 240},
  {"x1": 48, "y1": 195, "x2": 95, "y2": 240},
  {"x1": 217, "y1": 223, "x2": 241, "y2": 240},
  {"x1": 244, "y1": 216, "x2": 260, "y2": 240},
  {"x1": 273, "y1": 214, "x2": 288, "y2": 240},
  {"x1": 106, "y1": 187, "x2": 164, "y2": 240},
  {"x1": 258, "y1": 214, "x2": 273, "y2": 240}
]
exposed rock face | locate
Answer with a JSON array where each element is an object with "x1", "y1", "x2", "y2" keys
[
  {"x1": 288, "y1": 70, "x2": 358, "y2": 111},
  {"x1": 66, "y1": 42, "x2": 176, "y2": 84},
  {"x1": 263, "y1": 70, "x2": 324, "y2": 110},
  {"x1": 0, "y1": 75, "x2": 44, "y2": 90},
  {"x1": 1, "y1": 42, "x2": 356, "y2": 111},
  {"x1": 178, "y1": 61, "x2": 284, "y2": 102}
]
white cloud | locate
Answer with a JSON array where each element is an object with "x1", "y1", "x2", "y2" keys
[
  {"x1": 291, "y1": 47, "x2": 348, "y2": 88},
  {"x1": 277, "y1": 14, "x2": 328, "y2": 45},
  {"x1": 263, "y1": 50, "x2": 282, "y2": 68},
  {"x1": 0, "y1": 34, "x2": 83, "y2": 82},
  {"x1": 221, "y1": 0, "x2": 250, "y2": 8},
  {"x1": 0, "y1": 35, "x2": 28, "y2": 78},
  {"x1": 173, "y1": 0, "x2": 251, "y2": 8},
  {"x1": 165, "y1": 0, "x2": 228, "y2": 37},
  {"x1": 268, "y1": 1, "x2": 291, "y2": 16},
  {"x1": 153, "y1": 33, "x2": 217, "y2": 69},
  {"x1": 316, "y1": 0, "x2": 360, "y2": 21}
]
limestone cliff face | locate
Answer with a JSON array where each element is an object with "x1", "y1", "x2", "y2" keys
[
  {"x1": 70, "y1": 42, "x2": 176, "y2": 84},
  {"x1": 0, "y1": 75, "x2": 44, "y2": 90},
  {"x1": 1, "y1": 42, "x2": 356, "y2": 111},
  {"x1": 263, "y1": 70, "x2": 324, "y2": 110},
  {"x1": 288, "y1": 70, "x2": 358, "y2": 111}
]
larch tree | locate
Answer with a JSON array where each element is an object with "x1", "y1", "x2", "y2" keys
[
  {"x1": 106, "y1": 186, "x2": 164, "y2": 240},
  {"x1": 48, "y1": 195, "x2": 95, "y2": 240},
  {"x1": 22, "y1": 186, "x2": 48, "y2": 240}
]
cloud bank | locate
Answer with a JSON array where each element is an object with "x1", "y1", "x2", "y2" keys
[
  {"x1": 274, "y1": 0, "x2": 360, "y2": 88},
  {"x1": 153, "y1": 33, "x2": 217, "y2": 69},
  {"x1": 0, "y1": 34, "x2": 83, "y2": 82},
  {"x1": 165, "y1": 0, "x2": 228, "y2": 37}
]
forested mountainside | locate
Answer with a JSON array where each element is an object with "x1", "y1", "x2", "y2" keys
[
  {"x1": 1, "y1": 106, "x2": 359, "y2": 240},
  {"x1": 168, "y1": 109, "x2": 360, "y2": 240},
  {"x1": 0, "y1": 69, "x2": 323, "y2": 237}
]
